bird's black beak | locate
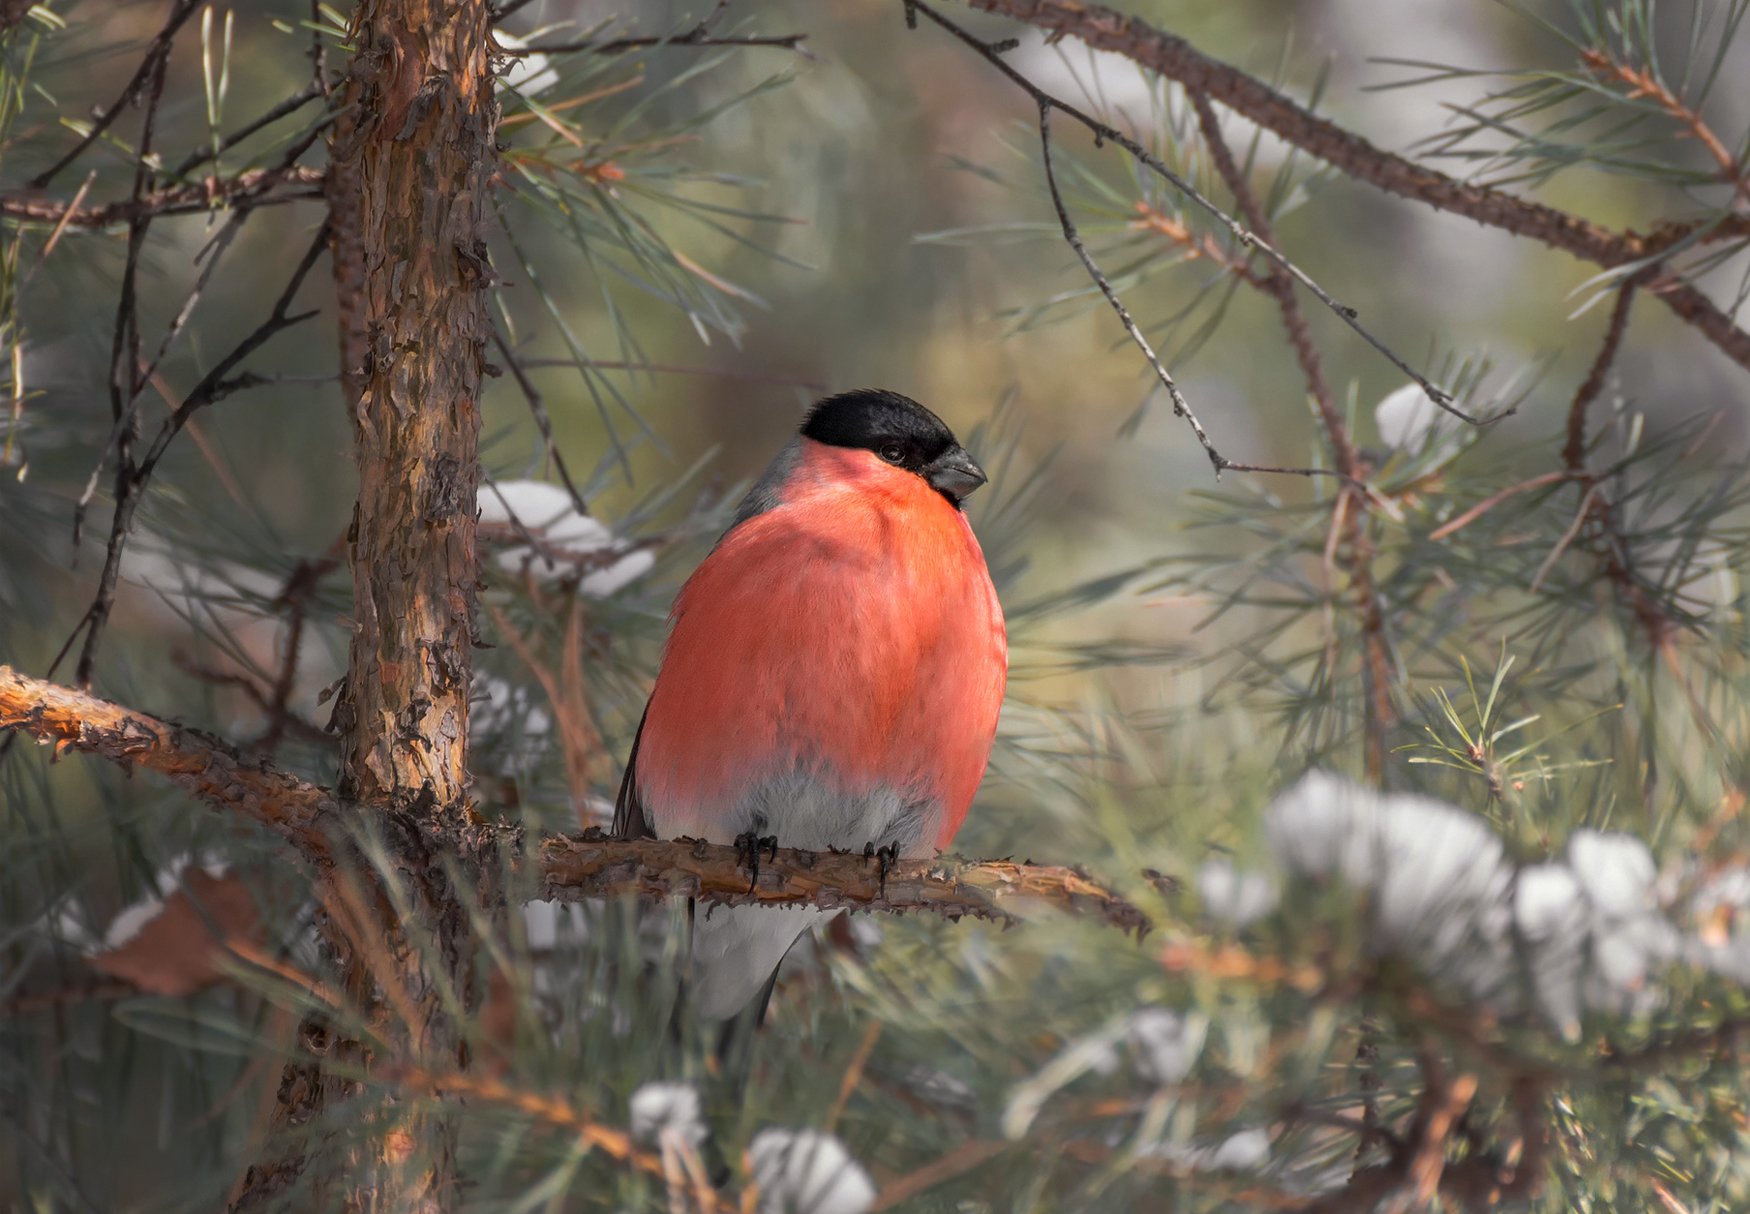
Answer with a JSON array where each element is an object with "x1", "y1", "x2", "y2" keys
[{"x1": 926, "y1": 445, "x2": 987, "y2": 503}]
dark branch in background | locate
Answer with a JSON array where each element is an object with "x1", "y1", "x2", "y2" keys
[
  {"x1": 1187, "y1": 94, "x2": 1350, "y2": 472},
  {"x1": 166, "y1": 86, "x2": 327, "y2": 179},
  {"x1": 958, "y1": 0, "x2": 1750, "y2": 375},
  {"x1": 507, "y1": 32, "x2": 808, "y2": 56},
  {"x1": 84, "y1": 19, "x2": 177, "y2": 689},
  {"x1": 905, "y1": 0, "x2": 1478, "y2": 423},
  {"x1": 490, "y1": 328, "x2": 592, "y2": 517},
  {"x1": 516, "y1": 355, "x2": 829, "y2": 392},
  {"x1": 0, "y1": 665, "x2": 1149, "y2": 934},
  {"x1": 27, "y1": 0, "x2": 209, "y2": 189},
  {"x1": 1550, "y1": 282, "x2": 1674, "y2": 644},
  {"x1": 68, "y1": 228, "x2": 329, "y2": 686},
  {"x1": 0, "y1": 166, "x2": 325, "y2": 227}
]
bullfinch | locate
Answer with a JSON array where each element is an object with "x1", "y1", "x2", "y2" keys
[{"x1": 614, "y1": 389, "x2": 1008, "y2": 1021}]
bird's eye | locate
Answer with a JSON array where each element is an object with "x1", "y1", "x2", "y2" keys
[{"x1": 878, "y1": 443, "x2": 906, "y2": 464}]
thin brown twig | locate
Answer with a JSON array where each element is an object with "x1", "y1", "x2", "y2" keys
[
  {"x1": 167, "y1": 86, "x2": 327, "y2": 180},
  {"x1": 508, "y1": 32, "x2": 808, "y2": 56},
  {"x1": 515, "y1": 355, "x2": 828, "y2": 392},
  {"x1": 69, "y1": 225, "x2": 330, "y2": 685},
  {"x1": 377, "y1": 1063, "x2": 735, "y2": 1210},
  {"x1": 824, "y1": 1020, "x2": 883, "y2": 1135},
  {"x1": 1190, "y1": 89, "x2": 1395, "y2": 772},
  {"x1": 1579, "y1": 48, "x2": 1750, "y2": 205},
  {"x1": 490, "y1": 328, "x2": 591, "y2": 517},
  {"x1": 1563, "y1": 284, "x2": 1640, "y2": 474},
  {"x1": 1428, "y1": 471, "x2": 1572, "y2": 541}
]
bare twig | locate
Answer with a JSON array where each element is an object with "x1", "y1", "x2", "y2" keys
[
  {"x1": 167, "y1": 86, "x2": 327, "y2": 180},
  {"x1": 508, "y1": 32, "x2": 808, "y2": 56},
  {"x1": 1562, "y1": 284, "x2": 1639, "y2": 474},
  {"x1": 2, "y1": 166, "x2": 326, "y2": 228},
  {"x1": 515, "y1": 355, "x2": 828, "y2": 392}
]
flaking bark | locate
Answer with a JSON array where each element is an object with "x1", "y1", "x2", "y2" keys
[{"x1": 332, "y1": 0, "x2": 497, "y2": 822}]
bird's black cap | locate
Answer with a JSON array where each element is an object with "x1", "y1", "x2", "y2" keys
[{"x1": 801, "y1": 389, "x2": 987, "y2": 505}]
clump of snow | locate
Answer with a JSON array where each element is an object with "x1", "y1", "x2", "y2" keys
[
  {"x1": 495, "y1": 30, "x2": 558, "y2": 97},
  {"x1": 629, "y1": 1082, "x2": 706, "y2": 1149},
  {"x1": 1375, "y1": 382, "x2": 1463, "y2": 454},
  {"x1": 46, "y1": 852, "x2": 231, "y2": 954},
  {"x1": 1142, "y1": 1127, "x2": 1273, "y2": 1172},
  {"x1": 747, "y1": 1129, "x2": 877, "y2": 1214},
  {"x1": 900, "y1": 1065, "x2": 977, "y2": 1117},
  {"x1": 1264, "y1": 773, "x2": 1514, "y2": 995},
  {"x1": 1255, "y1": 771, "x2": 1734, "y2": 1033},
  {"x1": 1196, "y1": 857, "x2": 1277, "y2": 928},
  {"x1": 1124, "y1": 1007, "x2": 1205, "y2": 1087},
  {"x1": 1513, "y1": 864, "x2": 1588, "y2": 1039},
  {"x1": 478, "y1": 480, "x2": 653, "y2": 596},
  {"x1": 520, "y1": 899, "x2": 589, "y2": 952}
]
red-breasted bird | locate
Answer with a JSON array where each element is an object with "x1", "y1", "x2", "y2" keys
[{"x1": 615, "y1": 389, "x2": 1008, "y2": 1021}]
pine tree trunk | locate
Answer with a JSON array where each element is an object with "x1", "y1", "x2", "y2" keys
[
  {"x1": 233, "y1": 4, "x2": 499, "y2": 1209},
  {"x1": 334, "y1": 4, "x2": 496, "y2": 818},
  {"x1": 334, "y1": 2, "x2": 499, "y2": 1207}
]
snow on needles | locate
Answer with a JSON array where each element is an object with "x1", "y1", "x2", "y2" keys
[
  {"x1": 1208, "y1": 771, "x2": 1748, "y2": 1038},
  {"x1": 478, "y1": 480, "x2": 653, "y2": 596},
  {"x1": 629, "y1": 1082, "x2": 707, "y2": 1150},
  {"x1": 747, "y1": 1129, "x2": 877, "y2": 1214}
]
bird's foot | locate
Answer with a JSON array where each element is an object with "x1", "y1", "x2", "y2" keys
[
  {"x1": 734, "y1": 830, "x2": 780, "y2": 893},
  {"x1": 863, "y1": 841, "x2": 901, "y2": 896}
]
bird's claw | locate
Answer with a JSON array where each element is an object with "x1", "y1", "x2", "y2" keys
[
  {"x1": 734, "y1": 830, "x2": 780, "y2": 893},
  {"x1": 863, "y1": 841, "x2": 900, "y2": 896}
]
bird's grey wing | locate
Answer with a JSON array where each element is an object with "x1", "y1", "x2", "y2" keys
[{"x1": 612, "y1": 702, "x2": 655, "y2": 839}]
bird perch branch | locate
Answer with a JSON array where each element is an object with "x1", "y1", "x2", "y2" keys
[{"x1": 0, "y1": 665, "x2": 1149, "y2": 933}]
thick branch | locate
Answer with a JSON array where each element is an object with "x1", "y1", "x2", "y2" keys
[
  {"x1": 539, "y1": 831, "x2": 1149, "y2": 933},
  {"x1": 0, "y1": 665, "x2": 333, "y2": 848}
]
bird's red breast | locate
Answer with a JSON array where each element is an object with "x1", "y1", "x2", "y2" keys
[{"x1": 633, "y1": 437, "x2": 1006, "y2": 852}]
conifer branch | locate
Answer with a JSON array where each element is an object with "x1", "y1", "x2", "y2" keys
[{"x1": 954, "y1": 0, "x2": 1750, "y2": 374}]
